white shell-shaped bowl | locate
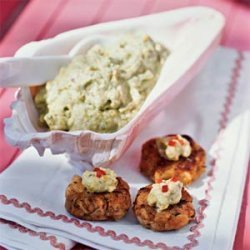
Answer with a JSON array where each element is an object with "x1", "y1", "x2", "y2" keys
[{"x1": 4, "y1": 7, "x2": 225, "y2": 166}]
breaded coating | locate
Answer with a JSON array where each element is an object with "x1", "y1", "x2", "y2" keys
[
  {"x1": 139, "y1": 135, "x2": 206, "y2": 185},
  {"x1": 65, "y1": 175, "x2": 131, "y2": 221},
  {"x1": 133, "y1": 185, "x2": 195, "y2": 231}
]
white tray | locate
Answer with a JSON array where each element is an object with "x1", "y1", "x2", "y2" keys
[{"x1": 4, "y1": 6, "x2": 224, "y2": 166}]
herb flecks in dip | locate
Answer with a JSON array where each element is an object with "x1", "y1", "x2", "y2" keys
[
  {"x1": 147, "y1": 178, "x2": 183, "y2": 212},
  {"x1": 34, "y1": 33, "x2": 168, "y2": 133},
  {"x1": 82, "y1": 167, "x2": 118, "y2": 193},
  {"x1": 156, "y1": 135, "x2": 192, "y2": 161}
]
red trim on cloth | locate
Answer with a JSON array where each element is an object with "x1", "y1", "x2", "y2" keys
[
  {"x1": 0, "y1": 51, "x2": 244, "y2": 250},
  {"x1": 0, "y1": 218, "x2": 66, "y2": 250},
  {"x1": 0, "y1": 1, "x2": 249, "y2": 249}
]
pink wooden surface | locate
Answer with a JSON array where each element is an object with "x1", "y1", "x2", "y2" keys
[
  {"x1": 0, "y1": 0, "x2": 249, "y2": 249},
  {"x1": 0, "y1": 0, "x2": 29, "y2": 39}
]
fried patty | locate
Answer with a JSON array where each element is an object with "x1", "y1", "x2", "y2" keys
[
  {"x1": 133, "y1": 184, "x2": 195, "y2": 231},
  {"x1": 139, "y1": 135, "x2": 206, "y2": 185},
  {"x1": 65, "y1": 175, "x2": 131, "y2": 221}
]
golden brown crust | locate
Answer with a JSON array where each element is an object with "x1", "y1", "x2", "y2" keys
[
  {"x1": 133, "y1": 185, "x2": 195, "y2": 231},
  {"x1": 65, "y1": 175, "x2": 131, "y2": 221},
  {"x1": 139, "y1": 135, "x2": 206, "y2": 185}
]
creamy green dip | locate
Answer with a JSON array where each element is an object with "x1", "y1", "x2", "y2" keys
[
  {"x1": 156, "y1": 135, "x2": 192, "y2": 161},
  {"x1": 147, "y1": 179, "x2": 183, "y2": 212},
  {"x1": 34, "y1": 33, "x2": 168, "y2": 133},
  {"x1": 82, "y1": 168, "x2": 118, "y2": 193}
]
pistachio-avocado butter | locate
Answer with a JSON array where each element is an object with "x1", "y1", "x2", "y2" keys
[{"x1": 34, "y1": 33, "x2": 168, "y2": 133}]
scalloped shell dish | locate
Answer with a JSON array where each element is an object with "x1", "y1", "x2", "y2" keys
[{"x1": 4, "y1": 7, "x2": 225, "y2": 166}]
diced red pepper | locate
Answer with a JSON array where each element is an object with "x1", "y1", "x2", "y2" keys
[
  {"x1": 171, "y1": 176, "x2": 178, "y2": 182},
  {"x1": 94, "y1": 168, "x2": 106, "y2": 178},
  {"x1": 155, "y1": 178, "x2": 162, "y2": 183},
  {"x1": 161, "y1": 184, "x2": 169, "y2": 192},
  {"x1": 168, "y1": 140, "x2": 176, "y2": 146}
]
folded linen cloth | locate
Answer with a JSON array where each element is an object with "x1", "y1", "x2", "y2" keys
[
  {"x1": 0, "y1": 47, "x2": 249, "y2": 250},
  {"x1": 0, "y1": 218, "x2": 75, "y2": 250}
]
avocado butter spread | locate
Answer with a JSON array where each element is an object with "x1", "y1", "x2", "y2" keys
[
  {"x1": 147, "y1": 178, "x2": 183, "y2": 212},
  {"x1": 82, "y1": 167, "x2": 118, "y2": 193},
  {"x1": 34, "y1": 33, "x2": 168, "y2": 133},
  {"x1": 156, "y1": 135, "x2": 192, "y2": 161}
]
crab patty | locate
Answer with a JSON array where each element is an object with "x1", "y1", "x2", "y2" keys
[
  {"x1": 65, "y1": 175, "x2": 131, "y2": 221},
  {"x1": 133, "y1": 184, "x2": 195, "y2": 231},
  {"x1": 139, "y1": 135, "x2": 206, "y2": 185}
]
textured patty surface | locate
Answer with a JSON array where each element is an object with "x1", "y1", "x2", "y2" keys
[
  {"x1": 65, "y1": 175, "x2": 131, "y2": 221},
  {"x1": 133, "y1": 185, "x2": 195, "y2": 231},
  {"x1": 139, "y1": 135, "x2": 206, "y2": 185}
]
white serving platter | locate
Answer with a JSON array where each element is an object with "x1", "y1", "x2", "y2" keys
[{"x1": 4, "y1": 7, "x2": 224, "y2": 166}]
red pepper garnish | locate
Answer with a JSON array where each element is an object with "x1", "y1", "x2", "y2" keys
[
  {"x1": 155, "y1": 178, "x2": 162, "y2": 183},
  {"x1": 161, "y1": 184, "x2": 169, "y2": 192},
  {"x1": 168, "y1": 139, "x2": 176, "y2": 146},
  {"x1": 171, "y1": 176, "x2": 178, "y2": 182},
  {"x1": 94, "y1": 168, "x2": 106, "y2": 178}
]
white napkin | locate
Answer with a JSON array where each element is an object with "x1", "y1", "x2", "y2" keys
[
  {"x1": 0, "y1": 218, "x2": 74, "y2": 250},
  {"x1": 0, "y1": 47, "x2": 249, "y2": 250}
]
